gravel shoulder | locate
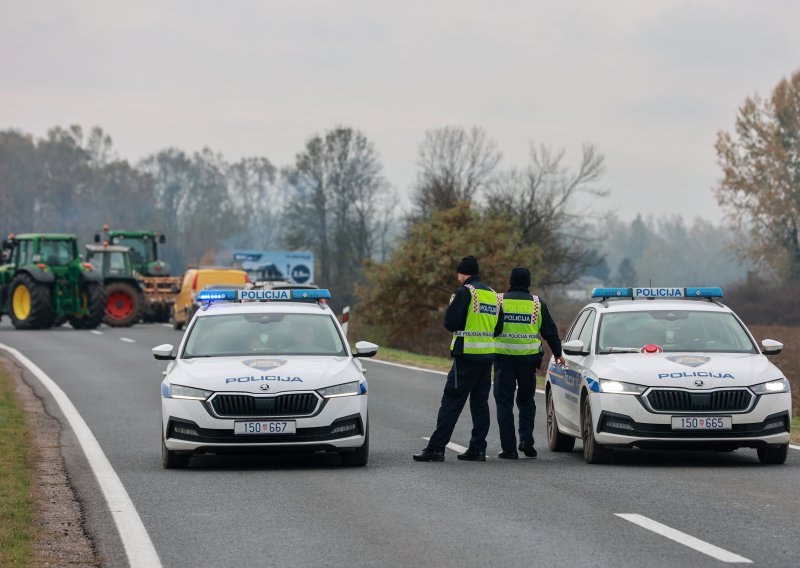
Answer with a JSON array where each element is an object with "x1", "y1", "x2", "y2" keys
[{"x1": 2, "y1": 357, "x2": 98, "y2": 567}]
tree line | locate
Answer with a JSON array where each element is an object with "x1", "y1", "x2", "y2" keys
[{"x1": 2, "y1": 61, "x2": 798, "y2": 332}]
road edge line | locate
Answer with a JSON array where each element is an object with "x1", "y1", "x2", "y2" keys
[
  {"x1": 0, "y1": 342, "x2": 163, "y2": 568},
  {"x1": 615, "y1": 513, "x2": 752, "y2": 564},
  {"x1": 370, "y1": 358, "x2": 448, "y2": 375},
  {"x1": 422, "y1": 437, "x2": 468, "y2": 453},
  {"x1": 371, "y1": 358, "x2": 546, "y2": 394},
  {"x1": 790, "y1": 444, "x2": 800, "y2": 451}
]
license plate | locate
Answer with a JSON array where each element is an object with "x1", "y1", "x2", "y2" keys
[
  {"x1": 234, "y1": 421, "x2": 296, "y2": 435},
  {"x1": 671, "y1": 416, "x2": 732, "y2": 430}
]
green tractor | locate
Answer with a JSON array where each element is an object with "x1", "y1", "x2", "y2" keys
[
  {"x1": 95, "y1": 226, "x2": 180, "y2": 323},
  {"x1": 85, "y1": 244, "x2": 145, "y2": 327},
  {"x1": 0, "y1": 233, "x2": 106, "y2": 330}
]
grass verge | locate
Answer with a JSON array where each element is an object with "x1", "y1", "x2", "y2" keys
[
  {"x1": 792, "y1": 417, "x2": 800, "y2": 445},
  {"x1": 0, "y1": 364, "x2": 35, "y2": 566}
]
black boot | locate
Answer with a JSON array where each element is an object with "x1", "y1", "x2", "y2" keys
[
  {"x1": 413, "y1": 448, "x2": 444, "y2": 462},
  {"x1": 519, "y1": 442, "x2": 537, "y2": 458},
  {"x1": 498, "y1": 450, "x2": 519, "y2": 459},
  {"x1": 457, "y1": 448, "x2": 486, "y2": 461}
]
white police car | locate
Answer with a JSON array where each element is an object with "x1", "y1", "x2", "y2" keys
[
  {"x1": 546, "y1": 287, "x2": 792, "y2": 464},
  {"x1": 154, "y1": 288, "x2": 377, "y2": 468}
]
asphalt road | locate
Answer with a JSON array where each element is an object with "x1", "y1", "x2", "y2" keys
[{"x1": 1, "y1": 320, "x2": 799, "y2": 568}]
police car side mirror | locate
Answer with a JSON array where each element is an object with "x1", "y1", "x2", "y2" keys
[
  {"x1": 152, "y1": 344, "x2": 176, "y2": 360},
  {"x1": 562, "y1": 339, "x2": 588, "y2": 356},
  {"x1": 761, "y1": 339, "x2": 783, "y2": 356},
  {"x1": 353, "y1": 341, "x2": 379, "y2": 358}
]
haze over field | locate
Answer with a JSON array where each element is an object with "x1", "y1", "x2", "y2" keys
[{"x1": 3, "y1": 0, "x2": 800, "y2": 220}]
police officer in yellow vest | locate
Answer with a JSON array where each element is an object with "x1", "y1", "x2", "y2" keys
[
  {"x1": 414, "y1": 256, "x2": 498, "y2": 462},
  {"x1": 493, "y1": 267, "x2": 564, "y2": 459}
]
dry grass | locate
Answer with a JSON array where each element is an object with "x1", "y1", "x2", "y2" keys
[{"x1": 0, "y1": 364, "x2": 35, "y2": 566}]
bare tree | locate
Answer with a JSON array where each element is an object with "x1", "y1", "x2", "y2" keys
[
  {"x1": 715, "y1": 69, "x2": 800, "y2": 282},
  {"x1": 283, "y1": 127, "x2": 393, "y2": 307},
  {"x1": 485, "y1": 143, "x2": 607, "y2": 286},
  {"x1": 411, "y1": 126, "x2": 501, "y2": 218}
]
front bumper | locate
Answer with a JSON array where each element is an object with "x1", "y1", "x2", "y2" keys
[
  {"x1": 590, "y1": 391, "x2": 791, "y2": 448},
  {"x1": 162, "y1": 393, "x2": 367, "y2": 453}
]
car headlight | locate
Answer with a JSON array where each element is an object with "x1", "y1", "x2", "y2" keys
[
  {"x1": 317, "y1": 381, "x2": 360, "y2": 398},
  {"x1": 168, "y1": 384, "x2": 213, "y2": 400},
  {"x1": 750, "y1": 378, "x2": 790, "y2": 394},
  {"x1": 599, "y1": 379, "x2": 647, "y2": 395}
]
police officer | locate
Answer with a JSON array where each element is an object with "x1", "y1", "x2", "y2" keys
[
  {"x1": 493, "y1": 267, "x2": 564, "y2": 459},
  {"x1": 413, "y1": 256, "x2": 498, "y2": 462}
]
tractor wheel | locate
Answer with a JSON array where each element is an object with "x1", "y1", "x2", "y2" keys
[
  {"x1": 9, "y1": 273, "x2": 54, "y2": 329},
  {"x1": 69, "y1": 283, "x2": 107, "y2": 330},
  {"x1": 104, "y1": 282, "x2": 143, "y2": 327},
  {"x1": 52, "y1": 315, "x2": 69, "y2": 327}
]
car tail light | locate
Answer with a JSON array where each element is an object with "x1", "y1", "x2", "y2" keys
[{"x1": 192, "y1": 273, "x2": 198, "y2": 291}]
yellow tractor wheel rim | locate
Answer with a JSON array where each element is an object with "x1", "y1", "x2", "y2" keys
[{"x1": 12, "y1": 285, "x2": 32, "y2": 320}]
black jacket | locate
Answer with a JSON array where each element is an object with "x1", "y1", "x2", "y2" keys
[
  {"x1": 493, "y1": 286, "x2": 562, "y2": 362},
  {"x1": 443, "y1": 275, "x2": 495, "y2": 364}
]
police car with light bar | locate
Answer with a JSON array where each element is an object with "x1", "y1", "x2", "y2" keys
[
  {"x1": 545, "y1": 287, "x2": 792, "y2": 464},
  {"x1": 154, "y1": 288, "x2": 377, "y2": 468}
]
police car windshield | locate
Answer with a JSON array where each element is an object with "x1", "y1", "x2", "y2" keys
[
  {"x1": 597, "y1": 310, "x2": 757, "y2": 354},
  {"x1": 182, "y1": 312, "x2": 346, "y2": 358}
]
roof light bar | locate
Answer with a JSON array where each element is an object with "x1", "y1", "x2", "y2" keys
[
  {"x1": 196, "y1": 288, "x2": 331, "y2": 303},
  {"x1": 591, "y1": 287, "x2": 723, "y2": 300}
]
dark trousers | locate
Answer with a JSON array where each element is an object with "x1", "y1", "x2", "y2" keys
[
  {"x1": 427, "y1": 358, "x2": 492, "y2": 452},
  {"x1": 493, "y1": 356, "x2": 540, "y2": 452}
]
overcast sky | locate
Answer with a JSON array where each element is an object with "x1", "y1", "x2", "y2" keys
[{"x1": 2, "y1": 0, "x2": 799, "y2": 222}]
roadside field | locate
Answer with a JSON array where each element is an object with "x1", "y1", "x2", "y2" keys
[{"x1": 0, "y1": 362, "x2": 34, "y2": 566}]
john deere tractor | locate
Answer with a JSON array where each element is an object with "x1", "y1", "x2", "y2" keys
[
  {"x1": 85, "y1": 244, "x2": 144, "y2": 327},
  {"x1": 0, "y1": 234, "x2": 106, "y2": 330},
  {"x1": 95, "y1": 227, "x2": 180, "y2": 323}
]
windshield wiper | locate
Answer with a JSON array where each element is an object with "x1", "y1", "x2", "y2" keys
[{"x1": 601, "y1": 347, "x2": 641, "y2": 354}]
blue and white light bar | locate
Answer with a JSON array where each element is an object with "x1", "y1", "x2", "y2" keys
[
  {"x1": 591, "y1": 287, "x2": 723, "y2": 300},
  {"x1": 197, "y1": 289, "x2": 331, "y2": 302}
]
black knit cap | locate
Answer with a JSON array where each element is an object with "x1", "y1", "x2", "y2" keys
[
  {"x1": 456, "y1": 256, "x2": 480, "y2": 276},
  {"x1": 509, "y1": 267, "x2": 531, "y2": 288}
]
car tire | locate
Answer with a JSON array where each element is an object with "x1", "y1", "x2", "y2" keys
[
  {"x1": 582, "y1": 396, "x2": 613, "y2": 464},
  {"x1": 173, "y1": 319, "x2": 183, "y2": 331},
  {"x1": 756, "y1": 444, "x2": 788, "y2": 464},
  {"x1": 339, "y1": 424, "x2": 369, "y2": 467},
  {"x1": 546, "y1": 389, "x2": 576, "y2": 452},
  {"x1": 162, "y1": 437, "x2": 190, "y2": 469}
]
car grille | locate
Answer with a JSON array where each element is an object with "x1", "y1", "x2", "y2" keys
[
  {"x1": 210, "y1": 393, "x2": 319, "y2": 417},
  {"x1": 646, "y1": 389, "x2": 753, "y2": 413}
]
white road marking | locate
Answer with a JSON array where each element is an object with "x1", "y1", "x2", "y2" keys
[
  {"x1": 790, "y1": 444, "x2": 800, "y2": 451},
  {"x1": 90, "y1": 330, "x2": 103, "y2": 335},
  {"x1": 120, "y1": 337, "x2": 135, "y2": 343},
  {"x1": 370, "y1": 358, "x2": 545, "y2": 393},
  {"x1": 0, "y1": 343, "x2": 162, "y2": 568},
  {"x1": 160, "y1": 324, "x2": 172, "y2": 328},
  {"x1": 422, "y1": 437, "x2": 469, "y2": 454},
  {"x1": 615, "y1": 513, "x2": 752, "y2": 564},
  {"x1": 371, "y1": 358, "x2": 446, "y2": 376}
]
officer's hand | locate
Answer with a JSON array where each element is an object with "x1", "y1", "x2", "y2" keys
[{"x1": 555, "y1": 356, "x2": 566, "y2": 367}]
